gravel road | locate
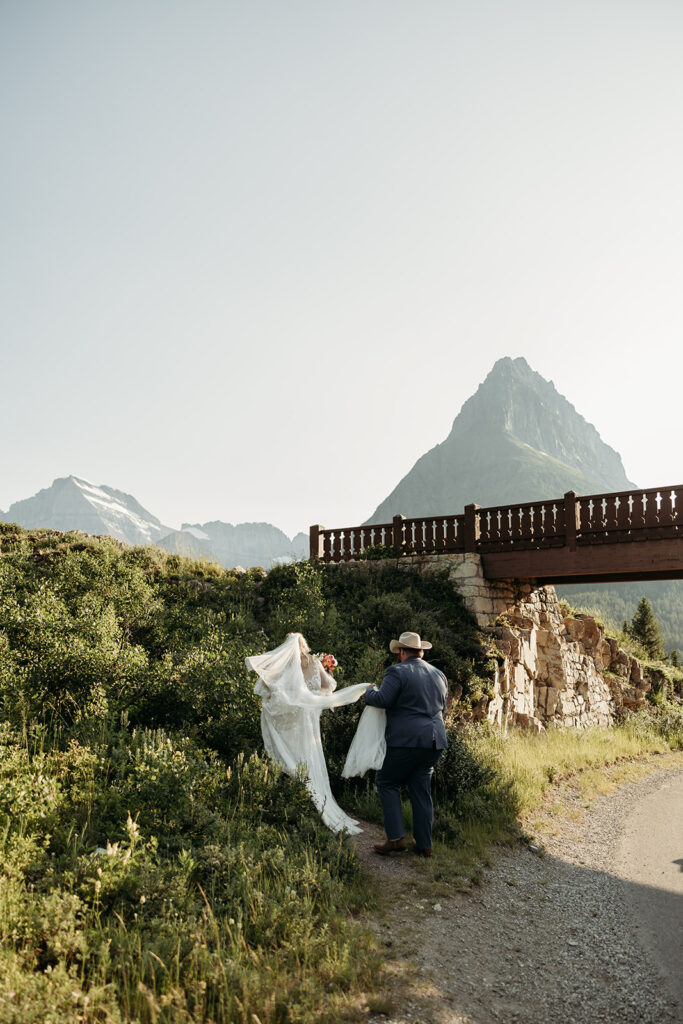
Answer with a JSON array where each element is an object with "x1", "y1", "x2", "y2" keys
[
  {"x1": 354, "y1": 758, "x2": 683, "y2": 1024},
  {"x1": 615, "y1": 768, "x2": 683, "y2": 1007}
]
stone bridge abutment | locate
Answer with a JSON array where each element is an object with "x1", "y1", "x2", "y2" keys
[{"x1": 334, "y1": 552, "x2": 654, "y2": 731}]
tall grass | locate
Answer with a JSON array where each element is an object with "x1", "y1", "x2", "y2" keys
[
  {"x1": 469, "y1": 710, "x2": 682, "y2": 819},
  {"x1": 0, "y1": 721, "x2": 379, "y2": 1024}
]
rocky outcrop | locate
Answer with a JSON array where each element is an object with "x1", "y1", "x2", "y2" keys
[
  {"x1": 447, "y1": 554, "x2": 650, "y2": 728},
  {"x1": 339, "y1": 551, "x2": 651, "y2": 730},
  {"x1": 485, "y1": 592, "x2": 650, "y2": 731},
  {"x1": 398, "y1": 552, "x2": 651, "y2": 728}
]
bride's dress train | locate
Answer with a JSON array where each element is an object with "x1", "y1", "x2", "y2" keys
[{"x1": 246, "y1": 633, "x2": 370, "y2": 834}]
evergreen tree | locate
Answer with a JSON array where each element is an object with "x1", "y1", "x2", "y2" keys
[
  {"x1": 628, "y1": 597, "x2": 666, "y2": 660},
  {"x1": 670, "y1": 649, "x2": 680, "y2": 668}
]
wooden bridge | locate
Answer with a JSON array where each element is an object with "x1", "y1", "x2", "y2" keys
[{"x1": 309, "y1": 485, "x2": 683, "y2": 584}]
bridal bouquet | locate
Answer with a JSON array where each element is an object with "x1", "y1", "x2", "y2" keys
[{"x1": 318, "y1": 652, "x2": 338, "y2": 673}]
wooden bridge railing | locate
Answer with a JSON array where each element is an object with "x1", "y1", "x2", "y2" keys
[{"x1": 310, "y1": 485, "x2": 683, "y2": 563}]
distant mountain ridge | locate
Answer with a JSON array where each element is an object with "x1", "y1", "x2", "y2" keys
[
  {"x1": 368, "y1": 356, "x2": 635, "y2": 523},
  {"x1": 158, "y1": 522, "x2": 308, "y2": 566},
  {"x1": 0, "y1": 476, "x2": 307, "y2": 568},
  {"x1": 1, "y1": 476, "x2": 171, "y2": 546}
]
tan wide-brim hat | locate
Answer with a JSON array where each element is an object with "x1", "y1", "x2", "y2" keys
[{"x1": 389, "y1": 631, "x2": 433, "y2": 653}]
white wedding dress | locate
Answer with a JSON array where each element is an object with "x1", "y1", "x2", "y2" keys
[{"x1": 246, "y1": 633, "x2": 374, "y2": 834}]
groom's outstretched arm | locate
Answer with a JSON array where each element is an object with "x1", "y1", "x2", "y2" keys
[{"x1": 364, "y1": 666, "x2": 401, "y2": 708}]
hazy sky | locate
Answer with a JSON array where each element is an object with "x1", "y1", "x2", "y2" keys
[{"x1": 2, "y1": 1, "x2": 681, "y2": 537}]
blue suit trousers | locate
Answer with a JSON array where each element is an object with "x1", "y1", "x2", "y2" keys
[{"x1": 375, "y1": 745, "x2": 442, "y2": 850}]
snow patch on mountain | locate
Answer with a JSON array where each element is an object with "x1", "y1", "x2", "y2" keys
[
  {"x1": 4, "y1": 476, "x2": 171, "y2": 546},
  {"x1": 181, "y1": 525, "x2": 211, "y2": 541},
  {"x1": 3, "y1": 476, "x2": 310, "y2": 569}
]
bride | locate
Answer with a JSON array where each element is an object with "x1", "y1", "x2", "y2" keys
[{"x1": 246, "y1": 633, "x2": 374, "y2": 834}]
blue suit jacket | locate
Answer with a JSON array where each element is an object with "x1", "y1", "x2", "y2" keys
[{"x1": 364, "y1": 657, "x2": 449, "y2": 749}]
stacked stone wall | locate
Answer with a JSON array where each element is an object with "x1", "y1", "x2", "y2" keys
[{"x1": 334, "y1": 553, "x2": 649, "y2": 729}]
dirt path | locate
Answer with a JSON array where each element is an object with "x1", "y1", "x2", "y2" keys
[
  {"x1": 615, "y1": 768, "x2": 683, "y2": 1007},
  {"x1": 353, "y1": 756, "x2": 683, "y2": 1024}
]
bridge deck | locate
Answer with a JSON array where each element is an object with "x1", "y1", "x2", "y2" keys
[
  {"x1": 481, "y1": 537, "x2": 683, "y2": 584},
  {"x1": 310, "y1": 485, "x2": 683, "y2": 583}
]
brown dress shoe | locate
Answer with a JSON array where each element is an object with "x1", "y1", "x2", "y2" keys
[
  {"x1": 411, "y1": 840, "x2": 432, "y2": 857},
  {"x1": 373, "y1": 837, "x2": 407, "y2": 856}
]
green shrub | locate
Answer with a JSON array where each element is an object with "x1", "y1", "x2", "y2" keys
[
  {"x1": 0, "y1": 719, "x2": 376, "y2": 1024},
  {"x1": 625, "y1": 700, "x2": 683, "y2": 750},
  {"x1": 357, "y1": 543, "x2": 399, "y2": 560}
]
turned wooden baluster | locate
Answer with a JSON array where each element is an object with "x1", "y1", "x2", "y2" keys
[
  {"x1": 520, "y1": 504, "x2": 532, "y2": 547},
  {"x1": 578, "y1": 498, "x2": 593, "y2": 542},
  {"x1": 549, "y1": 502, "x2": 561, "y2": 541},
  {"x1": 455, "y1": 515, "x2": 465, "y2": 550},
  {"x1": 674, "y1": 487, "x2": 683, "y2": 535},
  {"x1": 498, "y1": 506, "x2": 510, "y2": 547},
  {"x1": 478, "y1": 509, "x2": 491, "y2": 547},
  {"x1": 631, "y1": 491, "x2": 646, "y2": 534},
  {"x1": 616, "y1": 493, "x2": 631, "y2": 539},
  {"x1": 659, "y1": 489, "x2": 674, "y2": 537},
  {"x1": 604, "y1": 494, "x2": 618, "y2": 538},
  {"x1": 644, "y1": 490, "x2": 659, "y2": 538},
  {"x1": 532, "y1": 504, "x2": 544, "y2": 546},
  {"x1": 508, "y1": 506, "x2": 521, "y2": 546},
  {"x1": 423, "y1": 518, "x2": 434, "y2": 551},
  {"x1": 489, "y1": 509, "x2": 501, "y2": 547},
  {"x1": 593, "y1": 498, "x2": 606, "y2": 543}
]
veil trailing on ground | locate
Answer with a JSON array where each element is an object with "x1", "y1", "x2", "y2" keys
[{"x1": 246, "y1": 633, "x2": 370, "y2": 833}]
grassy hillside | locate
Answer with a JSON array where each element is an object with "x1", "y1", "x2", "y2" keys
[
  {"x1": 0, "y1": 523, "x2": 680, "y2": 1023},
  {"x1": 0, "y1": 523, "x2": 508, "y2": 1023}
]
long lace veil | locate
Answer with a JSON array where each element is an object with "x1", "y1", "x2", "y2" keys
[{"x1": 246, "y1": 633, "x2": 369, "y2": 709}]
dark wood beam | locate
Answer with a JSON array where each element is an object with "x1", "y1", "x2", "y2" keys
[{"x1": 481, "y1": 537, "x2": 683, "y2": 584}]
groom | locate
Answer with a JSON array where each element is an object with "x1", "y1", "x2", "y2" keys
[{"x1": 364, "y1": 631, "x2": 449, "y2": 857}]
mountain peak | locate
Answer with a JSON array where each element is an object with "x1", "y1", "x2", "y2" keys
[
  {"x1": 469, "y1": 354, "x2": 561, "y2": 405},
  {"x1": 367, "y1": 358, "x2": 635, "y2": 522},
  {"x1": 4, "y1": 475, "x2": 170, "y2": 545},
  {"x1": 487, "y1": 355, "x2": 534, "y2": 378},
  {"x1": 454, "y1": 358, "x2": 627, "y2": 480}
]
